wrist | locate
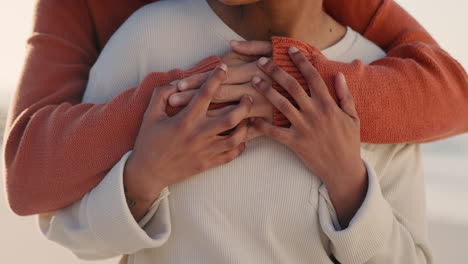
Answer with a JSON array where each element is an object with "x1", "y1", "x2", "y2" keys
[
  {"x1": 325, "y1": 160, "x2": 368, "y2": 228},
  {"x1": 124, "y1": 153, "x2": 167, "y2": 204},
  {"x1": 324, "y1": 160, "x2": 367, "y2": 196}
]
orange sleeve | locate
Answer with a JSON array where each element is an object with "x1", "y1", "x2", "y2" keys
[
  {"x1": 272, "y1": 0, "x2": 468, "y2": 143},
  {"x1": 3, "y1": 0, "x2": 222, "y2": 216}
]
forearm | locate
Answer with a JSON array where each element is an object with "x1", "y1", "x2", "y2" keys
[
  {"x1": 5, "y1": 56, "x2": 221, "y2": 216},
  {"x1": 38, "y1": 152, "x2": 172, "y2": 259},
  {"x1": 318, "y1": 150, "x2": 431, "y2": 263},
  {"x1": 269, "y1": 0, "x2": 468, "y2": 143},
  {"x1": 324, "y1": 161, "x2": 368, "y2": 229},
  {"x1": 270, "y1": 36, "x2": 468, "y2": 143},
  {"x1": 123, "y1": 153, "x2": 167, "y2": 222}
]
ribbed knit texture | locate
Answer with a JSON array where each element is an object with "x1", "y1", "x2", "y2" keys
[
  {"x1": 37, "y1": 2, "x2": 431, "y2": 263},
  {"x1": 3, "y1": 0, "x2": 468, "y2": 216}
]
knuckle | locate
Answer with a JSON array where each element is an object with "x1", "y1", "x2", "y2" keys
[
  {"x1": 278, "y1": 100, "x2": 293, "y2": 113},
  {"x1": 224, "y1": 115, "x2": 239, "y2": 129},
  {"x1": 197, "y1": 160, "x2": 210, "y2": 172},
  {"x1": 322, "y1": 102, "x2": 336, "y2": 116},
  {"x1": 307, "y1": 66, "x2": 320, "y2": 79},
  {"x1": 226, "y1": 136, "x2": 239, "y2": 149},
  {"x1": 270, "y1": 128, "x2": 284, "y2": 139},
  {"x1": 199, "y1": 87, "x2": 213, "y2": 100},
  {"x1": 269, "y1": 64, "x2": 281, "y2": 76},
  {"x1": 176, "y1": 117, "x2": 191, "y2": 131},
  {"x1": 212, "y1": 68, "x2": 227, "y2": 80},
  {"x1": 297, "y1": 55, "x2": 309, "y2": 66},
  {"x1": 212, "y1": 89, "x2": 225, "y2": 102},
  {"x1": 284, "y1": 78, "x2": 298, "y2": 89}
]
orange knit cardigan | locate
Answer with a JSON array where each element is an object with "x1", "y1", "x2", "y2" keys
[{"x1": 4, "y1": 0, "x2": 468, "y2": 215}]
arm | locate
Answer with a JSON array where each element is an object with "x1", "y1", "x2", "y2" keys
[
  {"x1": 38, "y1": 66, "x2": 251, "y2": 260},
  {"x1": 252, "y1": 52, "x2": 431, "y2": 264},
  {"x1": 318, "y1": 144, "x2": 431, "y2": 263},
  {"x1": 3, "y1": 0, "x2": 221, "y2": 216},
  {"x1": 271, "y1": 0, "x2": 468, "y2": 143},
  {"x1": 38, "y1": 152, "x2": 172, "y2": 260}
]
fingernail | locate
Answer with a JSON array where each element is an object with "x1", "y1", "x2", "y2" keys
[
  {"x1": 230, "y1": 40, "x2": 239, "y2": 46},
  {"x1": 178, "y1": 80, "x2": 188, "y2": 91},
  {"x1": 245, "y1": 95, "x2": 254, "y2": 103},
  {"x1": 338, "y1": 72, "x2": 347, "y2": 84},
  {"x1": 218, "y1": 63, "x2": 228, "y2": 72},
  {"x1": 252, "y1": 76, "x2": 262, "y2": 85},
  {"x1": 170, "y1": 94, "x2": 181, "y2": 105},
  {"x1": 170, "y1": 80, "x2": 179, "y2": 86},
  {"x1": 258, "y1": 57, "x2": 269, "y2": 66},
  {"x1": 289, "y1": 46, "x2": 299, "y2": 54}
]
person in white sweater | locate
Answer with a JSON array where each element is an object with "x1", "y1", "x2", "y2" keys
[{"x1": 39, "y1": 0, "x2": 431, "y2": 263}]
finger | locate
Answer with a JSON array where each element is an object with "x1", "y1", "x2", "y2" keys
[
  {"x1": 206, "y1": 105, "x2": 237, "y2": 118},
  {"x1": 251, "y1": 76, "x2": 303, "y2": 125},
  {"x1": 230, "y1": 40, "x2": 273, "y2": 56},
  {"x1": 212, "y1": 83, "x2": 257, "y2": 103},
  {"x1": 251, "y1": 118, "x2": 291, "y2": 146},
  {"x1": 225, "y1": 62, "x2": 265, "y2": 85},
  {"x1": 169, "y1": 90, "x2": 196, "y2": 107},
  {"x1": 245, "y1": 126, "x2": 264, "y2": 141},
  {"x1": 288, "y1": 47, "x2": 333, "y2": 103},
  {"x1": 177, "y1": 72, "x2": 209, "y2": 91},
  {"x1": 185, "y1": 64, "x2": 228, "y2": 117},
  {"x1": 211, "y1": 95, "x2": 253, "y2": 134},
  {"x1": 222, "y1": 51, "x2": 259, "y2": 66},
  {"x1": 335, "y1": 73, "x2": 359, "y2": 120},
  {"x1": 145, "y1": 83, "x2": 179, "y2": 121},
  {"x1": 257, "y1": 57, "x2": 311, "y2": 110},
  {"x1": 211, "y1": 143, "x2": 247, "y2": 168},
  {"x1": 214, "y1": 120, "x2": 249, "y2": 153}
]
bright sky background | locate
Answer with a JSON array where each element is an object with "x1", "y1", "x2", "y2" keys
[{"x1": 0, "y1": 0, "x2": 467, "y2": 108}]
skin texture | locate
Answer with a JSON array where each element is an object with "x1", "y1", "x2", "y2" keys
[
  {"x1": 125, "y1": 0, "x2": 362, "y2": 223},
  {"x1": 252, "y1": 49, "x2": 367, "y2": 228},
  {"x1": 125, "y1": 65, "x2": 254, "y2": 220}
]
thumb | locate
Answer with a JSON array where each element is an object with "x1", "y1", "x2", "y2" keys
[
  {"x1": 335, "y1": 73, "x2": 358, "y2": 120},
  {"x1": 145, "y1": 83, "x2": 179, "y2": 121},
  {"x1": 230, "y1": 40, "x2": 273, "y2": 57}
]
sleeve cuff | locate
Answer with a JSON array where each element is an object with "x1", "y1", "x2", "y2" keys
[
  {"x1": 86, "y1": 151, "x2": 172, "y2": 254},
  {"x1": 270, "y1": 37, "x2": 328, "y2": 127},
  {"x1": 318, "y1": 160, "x2": 394, "y2": 264}
]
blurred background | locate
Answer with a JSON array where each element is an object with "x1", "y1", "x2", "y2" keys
[{"x1": 0, "y1": 0, "x2": 467, "y2": 263}]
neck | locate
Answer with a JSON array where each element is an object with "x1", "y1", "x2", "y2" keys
[{"x1": 208, "y1": 0, "x2": 346, "y2": 50}]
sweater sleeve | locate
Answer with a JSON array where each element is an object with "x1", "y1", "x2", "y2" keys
[
  {"x1": 38, "y1": 151, "x2": 172, "y2": 260},
  {"x1": 3, "y1": 0, "x2": 222, "y2": 216},
  {"x1": 317, "y1": 145, "x2": 432, "y2": 264},
  {"x1": 272, "y1": 0, "x2": 468, "y2": 143}
]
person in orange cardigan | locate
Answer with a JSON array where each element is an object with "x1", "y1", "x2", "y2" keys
[
  {"x1": 3, "y1": 0, "x2": 468, "y2": 217},
  {"x1": 36, "y1": 0, "x2": 461, "y2": 263}
]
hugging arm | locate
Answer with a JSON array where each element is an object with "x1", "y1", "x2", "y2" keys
[
  {"x1": 272, "y1": 0, "x2": 468, "y2": 143},
  {"x1": 3, "y1": 0, "x2": 222, "y2": 216},
  {"x1": 6, "y1": 0, "x2": 466, "y2": 217}
]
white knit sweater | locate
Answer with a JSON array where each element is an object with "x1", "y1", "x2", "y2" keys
[{"x1": 38, "y1": 0, "x2": 431, "y2": 263}]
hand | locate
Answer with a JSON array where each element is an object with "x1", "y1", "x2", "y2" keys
[
  {"x1": 251, "y1": 48, "x2": 368, "y2": 228},
  {"x1": 124, "y1": 64, "x2": 253, "y2": 220},
  {"x1": 168, "y1": 40, "x2": 274, "y2": 140}
]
